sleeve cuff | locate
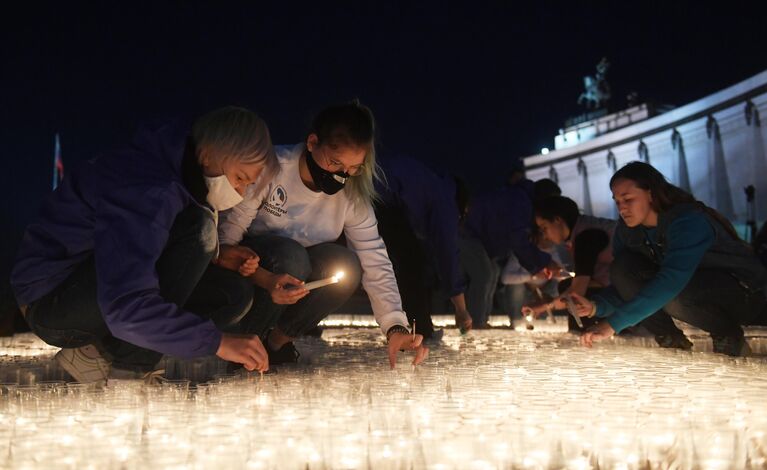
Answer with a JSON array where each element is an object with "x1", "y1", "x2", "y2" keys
[
  {"x1": 594, "y1": 297, "x2": 610, "y2": 318},
  {"x1": 606, "y1": 315, "x2": 633, "y2": 334},
  {"x1": 377, "y1": 310, "x2": 409, "y2": 337}
]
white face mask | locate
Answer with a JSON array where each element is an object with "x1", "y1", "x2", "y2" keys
[{"x1": 203, "y1": 174, "x2": 244, "y2": 211}]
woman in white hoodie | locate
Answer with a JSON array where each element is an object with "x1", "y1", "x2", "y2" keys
[{"x1": 217, "y1": 100, "x2": 428, "y2": 369}]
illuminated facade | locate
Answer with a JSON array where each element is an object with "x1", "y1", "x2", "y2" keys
[{"x1": 524, "y1": 70, "x2": 767, "y2": 228}]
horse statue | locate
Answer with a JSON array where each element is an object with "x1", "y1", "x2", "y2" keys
[{"x1": 577, "y1": 57, "x2": 612, "y2": 110}]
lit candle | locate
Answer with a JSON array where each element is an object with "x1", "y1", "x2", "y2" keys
[{"x1": 303, "y1": 271, "x2": 345, "y2": 291}]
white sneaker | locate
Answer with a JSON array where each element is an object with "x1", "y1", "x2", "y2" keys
[
  {"x1": 108, "y1": 368, "x2": 166, "y2": 386},
  {"x1": 55, "y1": 345, "x2": 111, "y2": 384}
]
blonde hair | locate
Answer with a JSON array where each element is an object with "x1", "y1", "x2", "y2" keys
[
  {"x1": 192, "y1": 106, "x2": 278, "y2": 191},
  {"x1": 310, "y1": 100, "x2": 381, "y2": 207},
  {"x1": 346, "y1": 145, "x2": 383, "y2": 207}
]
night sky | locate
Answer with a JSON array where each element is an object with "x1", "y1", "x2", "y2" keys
[{"x1": 2, "y1": 1, "x2": 766, "y2": 277}]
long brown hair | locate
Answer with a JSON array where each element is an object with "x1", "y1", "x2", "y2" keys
[{"x1": 610, "y1": 161, "x2": 741, "y2": 241}]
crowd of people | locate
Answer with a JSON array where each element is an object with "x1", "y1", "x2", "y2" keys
[{"x1": 8, "y1": 101, "x2": 767, "y2": 383}]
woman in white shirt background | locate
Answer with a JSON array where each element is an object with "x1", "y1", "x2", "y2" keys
[{"x1": 216, "y1": 100, "x2": 428, "y2": 369}]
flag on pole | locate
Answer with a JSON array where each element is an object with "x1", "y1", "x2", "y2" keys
[{"x1": 53, "y1": 133, "x2": 64, "y2": 190}]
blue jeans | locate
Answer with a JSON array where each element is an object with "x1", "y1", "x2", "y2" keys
[
  {"x1": 459, "y1": 236, "x2": 500, "y2": 326},
  {"x1": 25, "y1": 205, "x2": 253, "y2": 372},
  {"x1": 496, "y1": 283, "x2": 528, "y2": 320},
  {"x1": 237, "y1": 235, "x2": 362, "y2": 338}
]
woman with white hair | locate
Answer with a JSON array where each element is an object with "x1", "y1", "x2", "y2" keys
[
  {"x1": 217, "y1": 100, "x2": 428, "y2": 369},
  {"x1": 11, "y1": 106, "x2": 277, "y2": 382}
]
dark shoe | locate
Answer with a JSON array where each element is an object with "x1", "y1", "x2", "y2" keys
[
  {"x1": 423, "y1": 329, "x2": 444, "y2": 343},
  {"x1": 712, "y1": 335, "x2": 751, "y2": 357},
  {"x1": 655, "y1": 334, "x2": 694, "y2": 350},
  {"x1": 268, "y1": 342, "x2": 301, "y2": 365}
]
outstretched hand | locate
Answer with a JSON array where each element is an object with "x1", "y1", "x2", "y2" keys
[
  {"x1": 387, "y1": 332, "x2": 429, "y2": 369},
  {"x1": 580, "y1": 321, "x2": 615, "y2": 348},
  {"x1": 567, "y1": 293, "x2": 596, "y2": 318},
  {"x1": 454, "y1": 309, "x2": 473, "y2": 333},
  {"x1": 216, "y1": 333, "x2": 269, "y2": 372},
  {"x1": 266, "y1": 273, "x2": 309, "y2": 305}
]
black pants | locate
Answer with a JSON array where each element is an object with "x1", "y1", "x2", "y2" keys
[
  {"x1": 610, "y1": 252, "x2": 767, "y2": 340},
  {"x1": 375, "y1": 204, "x2": 436, "y2": 338},
  {"x1": 25, "y1": 205, "x2": 253, "y2": 372}
]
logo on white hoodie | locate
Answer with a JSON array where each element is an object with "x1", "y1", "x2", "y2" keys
[{"x1": 263, "y1": 185, "x2": 288, "y2": 216}]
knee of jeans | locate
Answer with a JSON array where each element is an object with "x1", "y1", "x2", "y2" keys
[
  {"x1": 258, "y1": 237, "x2": 312, "y2": 280},
  {"x1": 470, "y1": 268, "x2": 494, "y2": 289},
  {"x1": 308, "y1": 244, "x2": 362, "y2": 292},
  {"x1": 218, "y1": 276, "x2": 255, "y2": 328},
  {"x1": 199, "y1": 217, "x2": 218, "y2": 256},
  {"x1": 180, "y1": 207, "x2": 218, "y2": 257},
  {"x1": 333, "y1": 249, "x2": 362, "y2": 293}
]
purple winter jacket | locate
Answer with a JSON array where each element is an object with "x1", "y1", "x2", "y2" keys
[{"x1": 11, "y1": 119, "x2": 222, "y2": 358}]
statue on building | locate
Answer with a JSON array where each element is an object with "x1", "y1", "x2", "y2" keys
[{"x1": 578, "y1": 57, "x2": 612, "y2": 110}]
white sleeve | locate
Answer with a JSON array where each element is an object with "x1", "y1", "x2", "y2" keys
[
  {"x1": 218, "y1": 184, "x2": 264, "y2": 246},
  {"x1": 343, "y1": 202, "x2": 409, "y2": 335}
]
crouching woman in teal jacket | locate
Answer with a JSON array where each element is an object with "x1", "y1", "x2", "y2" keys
[{"x1": 571, "y1": 162, "x2": 767, "y2": 356}]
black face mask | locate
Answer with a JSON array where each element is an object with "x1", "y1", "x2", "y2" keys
[{"x1": 305, "y1": 150, "x2": 349, "y2": 195}]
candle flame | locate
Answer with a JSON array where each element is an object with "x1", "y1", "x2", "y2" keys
[{"x1": 334, "y1": 271, "x2": 345, "y2": 281}]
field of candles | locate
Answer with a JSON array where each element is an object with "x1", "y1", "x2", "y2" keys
[{"x1": 1, "y1": 316, "x2": 767, "y2": 469}]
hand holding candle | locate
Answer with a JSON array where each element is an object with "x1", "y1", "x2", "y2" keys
[
  {"x1": 564, "y1": 295, "x2": 584, "y2": 328},
  {"x1": 303, "y1": 271, "x2": 345, "y2": 291}
]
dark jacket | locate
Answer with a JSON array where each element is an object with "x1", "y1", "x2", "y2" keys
[
  {"x1": 616, "y1": 203, "x2": 767, "y2": 291},
  {"x1": 11, "y1": 119, "x2": 222, "y2": 358},
  {"x1": 596, "y1": 203, "x2": 767, "y2": 332},
  {"x1": 375, "y1": 156, "x2": 466, "y2": 296},
  {"x1": 464, "y1": 180, "x2": 551, "y2": 273}
]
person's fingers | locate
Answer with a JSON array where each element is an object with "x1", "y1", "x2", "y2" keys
[
  {"x1": 521, "y1": 306, "x2": 533, "y2": 315},
  {"x1": 245, "y1": 348, "x2": 265, "y2": 372},
  {"x1": 593, "y1": 331, "x2": 608, "y2": 343},
  {"x1": 240, "y1": 354, "x2": 257, "y2": 371},
  {"x1": 572, "y1": 293, "x2": 590, "y2": 308},
  {"x1": 252, "y1": 353, "x2": 269, "y2": 373},
  {"x1": 412, "y1": 346, "x2": 429, "y2": 365},
  {"x1": 238, "y1": 263, "x2": 258, "y2": 276},
  {"x1": 409, "y1": 334, "x2": 423, "y2": 349},
  {"x1": 242, "y1": 259, "x2": 258, "y2": 269},
  {"x1": 275, "y1": 289, "x2": 309, "y2": 304},
  {"x1": 238, "y1": 246, "x2": 258, "y2": 258},
  {"x1": 250, "y1": 338, "x2": 269, "y2": 366},
  {"x1": 279, "y1": 274, "x2": 304, "y2": 287},
  {"x1": 388, "y1": 342, "x2": 398, "y2": 369}
]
